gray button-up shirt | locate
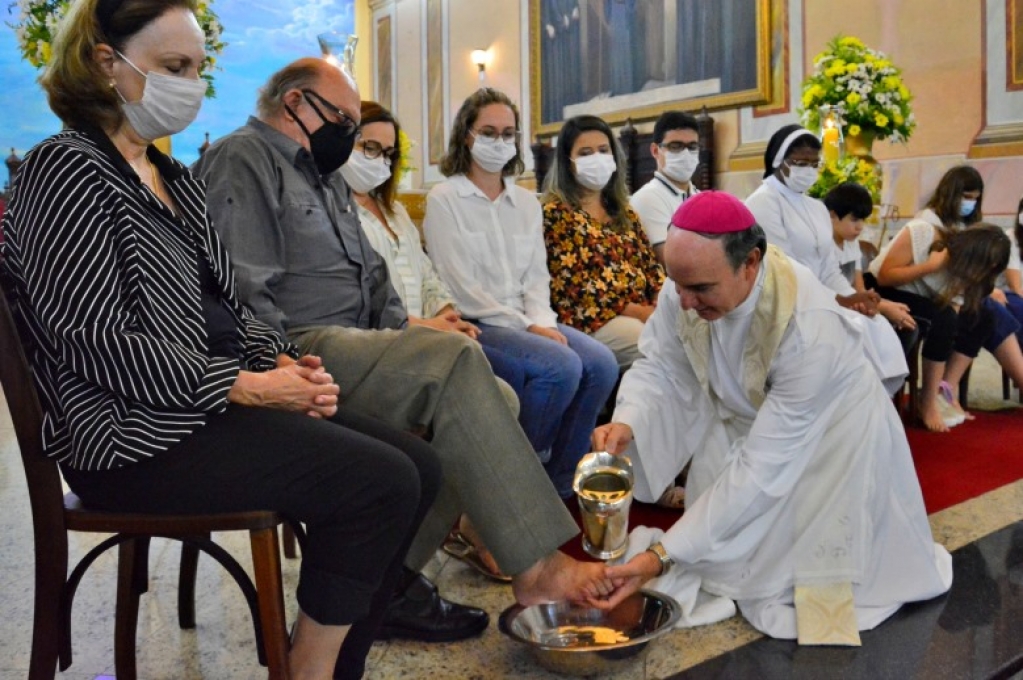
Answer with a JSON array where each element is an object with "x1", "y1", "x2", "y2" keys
[{"x1": 193, "y1": 117, "x2": 407, "y2": 337}]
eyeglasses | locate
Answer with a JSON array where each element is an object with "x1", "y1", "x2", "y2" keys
[
  {"x1": 358, "y1": 140, "x2": 398, "y2": 164},
  {"x1": 660, "y1": 141, "x2": 700, "y2": 153},
  {"x1": 472, "y1": 127, "x2": 521, "y2": 143},
  {"x1": 301, "y1": 89, "x2": 361, "y2": 138},
  {"x1": 785, "y1": 159, "x2": 823, "y2": 170}
]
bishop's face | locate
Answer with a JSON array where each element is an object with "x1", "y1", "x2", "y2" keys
[{"x1": 664, "y1": 229, "x2": 760, "y2": 321}]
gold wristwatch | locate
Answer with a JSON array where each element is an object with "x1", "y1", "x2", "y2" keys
[{"x1": 647, "y1": 542, "x2": 674, "y2": 576}]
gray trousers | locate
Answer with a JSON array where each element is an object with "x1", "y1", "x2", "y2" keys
[{"x1": 292, "y1": 325, "x2": 579, "y2": 575}]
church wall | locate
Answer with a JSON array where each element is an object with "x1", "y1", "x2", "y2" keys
[{"x1": 364, "y1": 0, "x2": 1023, "y2": 221}]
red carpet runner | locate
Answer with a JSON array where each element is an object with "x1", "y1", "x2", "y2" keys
[
  {"x1": 906, "y1": 407, "x2": 1023, "y2": 514},
  {"x1": 561, "y1": 407, "x2": 1023, "y2": 560}
]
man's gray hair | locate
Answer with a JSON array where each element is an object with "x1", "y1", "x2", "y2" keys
[
  {"x1": 256, "y1": 60, "x2": 323, "y2": 119},
  {"x1": 691, "y1": 223, "x2": 767, "y2": 270}
]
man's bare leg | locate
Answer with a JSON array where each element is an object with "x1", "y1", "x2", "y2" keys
[{"x1": 290, "y1": 610, "x2": 351, "y2": 680}]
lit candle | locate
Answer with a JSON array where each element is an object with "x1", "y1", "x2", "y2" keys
[{"x1": 822, "y1": 124, "x2": 840, "y2": 165}]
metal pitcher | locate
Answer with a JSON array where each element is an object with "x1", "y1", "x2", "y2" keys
[{"x1": 572, "y1": 451, "x2": 634, "y2": 560}]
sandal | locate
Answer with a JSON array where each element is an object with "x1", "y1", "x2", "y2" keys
[
  {"x1": 442, "y1": 530, "x2": 512, "y2": 583},
  {"x1": 656, "y1": 485, "x2": 686, "y2": 510}
]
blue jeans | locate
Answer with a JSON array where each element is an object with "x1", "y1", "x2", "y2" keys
[
  {"x1": 1002, "y1": 292, "x2": 1023, "y2": 346},
  {"x1": 982, "y1": 296, "x2": 1022, "y2": 352},
  {"x1": 476, "y1": 323, "x2": 618, "y2": 497}
]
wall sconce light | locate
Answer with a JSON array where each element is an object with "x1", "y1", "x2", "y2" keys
[{"x1": 471, "y1": 48, "x2": 489, "y2": 82}]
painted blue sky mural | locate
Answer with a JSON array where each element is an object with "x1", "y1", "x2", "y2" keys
[{"x1": 1, "y1": 0, "x2": 355, "y2": 173}]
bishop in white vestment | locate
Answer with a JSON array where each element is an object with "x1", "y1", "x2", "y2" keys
[{"x1": 594, "y1": 192, "x2": 952, "y2": 641}]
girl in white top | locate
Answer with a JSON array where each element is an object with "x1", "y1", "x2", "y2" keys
[
  {"x1": 868, "y1": 223, "x2": 1012, "y2": 430},
  {"x1": 423, "y1": 88, "x2": 618, "y2": 500},
  {"x1": 871, "y1": 166, "x2": 1023, "y2": 430}
]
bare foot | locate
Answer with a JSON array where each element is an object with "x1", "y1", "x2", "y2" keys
[
  {"x1": 918, "y1": 399, "x2": 949, "y2": 433},
  {"x1": 512, "y1": 551, "x2": 614, "y2": 606}
]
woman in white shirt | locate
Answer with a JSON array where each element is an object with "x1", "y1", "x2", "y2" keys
[
  {"x1": 342, "y1": 101, "x2": 478, "y2": 337},
  {"x1": 424, "y1": 88, "x2": 618, "y2": 499}
]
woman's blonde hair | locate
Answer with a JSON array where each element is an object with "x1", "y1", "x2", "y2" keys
[{"x1": 41, "y1": 0, "x2": 197, "y2": 130}]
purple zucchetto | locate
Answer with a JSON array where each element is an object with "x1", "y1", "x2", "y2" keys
[{"x1": 670, "y1": 190, "x2": 757, "y2": 234}]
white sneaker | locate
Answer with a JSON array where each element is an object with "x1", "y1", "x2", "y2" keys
[{"x1": 936, "y1": 395, "x2": 966, "y2": 427}]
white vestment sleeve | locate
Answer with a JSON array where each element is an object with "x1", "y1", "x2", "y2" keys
[{"x1": 612, "y1": 285, "x2": 721, "y2": 502}]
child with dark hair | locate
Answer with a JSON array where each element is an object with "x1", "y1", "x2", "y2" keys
[{"x1": 824, "y1": 183, "x2": 916, "y2": 346}]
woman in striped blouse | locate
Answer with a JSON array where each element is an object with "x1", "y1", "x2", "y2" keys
[{"x1": 0, "y1": 0, "x2": 438, "y2": 677}]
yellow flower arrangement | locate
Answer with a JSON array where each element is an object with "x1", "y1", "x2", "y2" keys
[
  {"x1": 9, "y1": 0, "x2": 226, "y2": 97},
  {"x1": 800, "y1": 35, "x2": 915, "y2": 143},
  {"x1": 393, "y1": 127, "x2": 417, "y2": 187},
  {"x1": 808, "y1": 155, "x2": 883, "y2": 204}
]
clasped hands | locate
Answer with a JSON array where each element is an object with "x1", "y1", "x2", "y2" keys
[
  {"x1": 837, "y1": 289, "x2": 881, "y2": 317},
  {"x1": 228, "y1": 354, "x2": 340, "y2": 419}
]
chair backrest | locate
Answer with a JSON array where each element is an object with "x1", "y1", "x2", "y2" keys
[{"x1": 0, "y1": 279, "x2": 69, "y2": 539}]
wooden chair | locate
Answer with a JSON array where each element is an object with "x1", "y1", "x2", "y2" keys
[
  {"x1": 898, "y1": 332, "x2": 923, "y2": 424},
  {"x1": 0, "y1": 282, "x2": 293, "y2": 680}
]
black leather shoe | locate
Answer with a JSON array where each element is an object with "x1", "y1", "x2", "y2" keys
[{"x1": 376, "y1": 573, "x2": 489, "y2": 642}]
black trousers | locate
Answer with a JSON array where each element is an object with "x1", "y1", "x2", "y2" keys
[
  {"x1": 869, "y1": 280, "x2": 993, "y2": 362},
  {"x1": 63, "y1": 404, "x2": 441, "y2": 679}
]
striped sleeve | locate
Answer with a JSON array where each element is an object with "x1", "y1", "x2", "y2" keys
[{"x1": 13, "y1": 141, "x2": 238, "y2": 412}]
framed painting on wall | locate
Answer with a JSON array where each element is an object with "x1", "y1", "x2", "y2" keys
[
  {"x1": 1008, "y1": 0, "x2": 1023, "y2": 90},
  {"x1": 529, "y1": 0, "x2": 774, "y2": 137},
  {"x1": 375, "y1": 14, "x2": 393, "y2": 109}
]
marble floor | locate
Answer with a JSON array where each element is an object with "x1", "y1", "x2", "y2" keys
[{"x1": 1, "y1": 352, "x2": 1022, "y2": 679}]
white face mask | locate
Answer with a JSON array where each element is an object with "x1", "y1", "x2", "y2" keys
[
  {"x1": 573, "y1": 153, "x2": 617, "y2": 191},
  {"x1": 469, "y1": 133, "x2": 518, "y2": 174},
  {"x1": 114, "y1": 51, "x2": 207, "y2": 141},
  {"x1": 783, "y1": 164, "x2": 819, "y2": 194},
  {"x1": 1018, "y1": 211, "x2": 1023, "y2": 225},
  {"x1": 340, "y1": 151, "x2": 392, "y2": 194},
  {"x1": 661, "y1": 148, "x2": 700, "y2": 183}
]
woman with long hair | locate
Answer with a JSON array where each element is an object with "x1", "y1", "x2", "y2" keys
[
  {"x1": 877, "y1": 165, "x2": 1023, "y2": 428},
  {"x1": 342, "y1": 100, "x2": 477, "y2": 337},
  {"x1": 541, "y1": 114, "x2": 664, "y2": 370},
  {"x1": 423, "y1": 88, "x2": 618, "y2": 500},
  {"x1": 869, "y1": 214, "x2": 1018, "y2": 431}
]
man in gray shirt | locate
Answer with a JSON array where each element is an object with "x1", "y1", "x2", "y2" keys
[{"x1": 194, "y1": 58, "x2": 614, "y2": 677}]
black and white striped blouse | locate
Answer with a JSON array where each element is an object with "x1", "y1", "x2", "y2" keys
[{"x1": 2, "y1": 126, "x2": 295, "y2": 471}]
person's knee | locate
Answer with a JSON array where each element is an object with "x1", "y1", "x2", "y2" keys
[
  {"x1": 495, "y1": 377, "x2": 521, "y2": 415},
  {"x1": 373, "y1": 452, "x2": 423, "y2": 524},
  {"x1": 579, "y1": 337, "x2": 619, "y2": 390}
]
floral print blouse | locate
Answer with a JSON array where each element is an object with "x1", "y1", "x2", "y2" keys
[{"x1": 543, "y1": 200, "x2": 665, "y2": 333}]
